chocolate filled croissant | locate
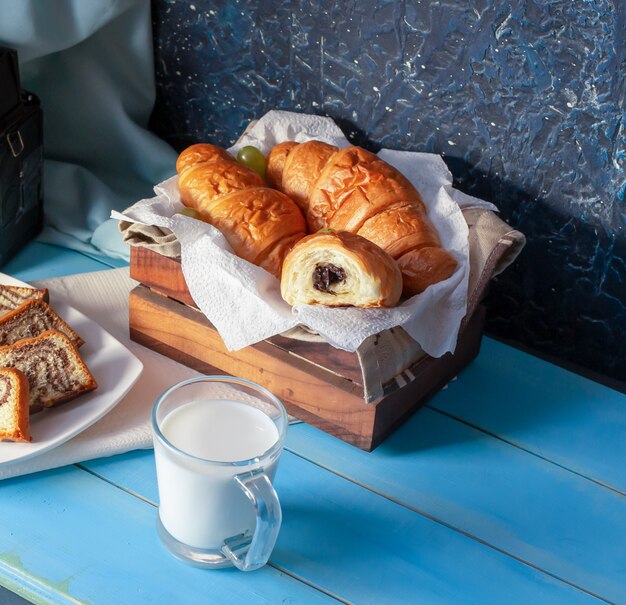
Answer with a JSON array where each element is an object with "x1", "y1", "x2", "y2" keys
[
  {"x1": 268, "y1": 142, "x2": 457, "y2": 296},
  {"x1": 177, "y1": 144, "x2": 306, "y2": 277},
  {"x1": 280, "y1": 231, "x2": 402, "y2": 308}
]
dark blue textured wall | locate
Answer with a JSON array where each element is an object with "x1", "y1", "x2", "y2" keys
[{"x1": 149, "y1": 0, "x2": 626, "y2": 385}]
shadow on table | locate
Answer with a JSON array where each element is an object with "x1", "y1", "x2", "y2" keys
[
  {"x1": 0, "y1": 586, "x2": 31, "y2": 605},
  {"x1": 273, "y1": 500, "x2": 424, "y2": 576},
  {"x1": 379, "y1": 405, "x2": 482, "y2": 457}
]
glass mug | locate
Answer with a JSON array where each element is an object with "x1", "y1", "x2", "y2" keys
[{"x1": 151, "y1": 376, "x2": 288, "y2": 571}]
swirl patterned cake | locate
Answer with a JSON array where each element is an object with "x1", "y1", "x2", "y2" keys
[
  {"x1": 0, "y1": 330, "x2": 97, "y2": 413},
  {"x1": 0, "y1": 299, "x2": 84, "y2": 348},
  {"x1": 0, "y1": 285, "x2": 48, "y2": 318}
]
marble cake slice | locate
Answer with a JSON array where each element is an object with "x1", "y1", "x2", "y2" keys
[
  {"x1": 0, "y1": 299, "x2": 84, "y2": 348},
  {"x1": 0, "y1": 285, "x2": 49, "y2": 318},
  {"x1": 0, "y1": 367, "x2": 31, "y2": 442},
  {"x1": 0, "y1": 330, "x2": 97, "y2": 412}
]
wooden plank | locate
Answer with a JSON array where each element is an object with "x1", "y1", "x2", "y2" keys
[
  {"x1": 129, "y1": 285, "x2": 376, "y2": 449},
  {"x1": 82, "y1": 450, "x2": 601, "y2": 605},
  {"x1": 262, "y1": 332, "x2": 363, "y2": 385},
  {"x1": 0, "y1": 467, "x2": 340, "y2": 605},
  {"x1": 130, "y1": 246, "x2": 195, "y2": 306},
  {"x1": 276, "y1": 409, "x2": 626, "y2": 603},
  {"x1": 429, "y1": 337, "x2": 626, "y2": 493}
]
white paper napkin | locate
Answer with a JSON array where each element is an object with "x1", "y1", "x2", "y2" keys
[
  {"x1": 0, "y1": 268, "x2": 201, "y2": 480},
  {"x1": 113, "y1": 110, "x2": 496, "y2": 357}
]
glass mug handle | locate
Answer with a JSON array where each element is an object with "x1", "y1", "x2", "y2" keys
[{"x1": 221, "y1": 469, "x2": 282, "y2": 571}]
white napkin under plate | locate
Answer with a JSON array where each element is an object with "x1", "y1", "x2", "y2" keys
[{"x1": 0, "y1": 268, "x2": 201, "y2": 480}]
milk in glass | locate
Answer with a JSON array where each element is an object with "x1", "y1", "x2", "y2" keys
[{"x1": 155, "y1": 399, "x2": 279, "y2": 549}]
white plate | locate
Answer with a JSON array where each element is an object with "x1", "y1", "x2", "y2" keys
[{"x1": 0, "y1": 273, "x2": 143, "y2": 465}]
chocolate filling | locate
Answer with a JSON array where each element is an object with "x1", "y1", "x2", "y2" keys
[{"x1": 313, "y1": 263, "x2": 347, "y2": 294}]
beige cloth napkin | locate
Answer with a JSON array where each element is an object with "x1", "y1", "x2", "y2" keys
[
  {"x1": 121, "y1": 208, "x2": 525, "y2": 403},
  {"x1": 356, "y1": 207, "x2": 526, "y2": 401},
  {"x1": 0, "y1": 268, "x2": 201, "y2": 480}
]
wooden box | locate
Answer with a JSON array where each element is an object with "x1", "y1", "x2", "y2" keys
[{"x1": 128, "y1": 246, "x2": 485, "y2": 451}]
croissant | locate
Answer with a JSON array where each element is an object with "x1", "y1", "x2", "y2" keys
[
  {"x1": 267, "y1": 142, "x2": 457, "y2": 296},
  {"x1": 266, "y1": 141, "x2": 297, "y2": 189},
  {"x1": 177, "y1": 144, "x2": 306, "y2": 277},
  {"x1": 281, "y1": 231, "x2": 402, "y2": 308},
  {"x1": 175, "y1": 143, "x2": 234, "y2": 173},
  {"x1": 271, "y1": 140, "x2": 338, "y2": 213}
]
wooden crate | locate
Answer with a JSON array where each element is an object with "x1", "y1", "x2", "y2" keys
[{"x1": 129, "y1": 247, "x2": 485, "y2": 451}]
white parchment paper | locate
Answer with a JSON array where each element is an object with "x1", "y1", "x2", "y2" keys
[{"x1": 112, "y1": 110, "x2": 496, "y2": 357}]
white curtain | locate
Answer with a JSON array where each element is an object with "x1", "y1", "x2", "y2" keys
[{"x1": 0, "y1": 0, "x2": 177, "y2": 259}]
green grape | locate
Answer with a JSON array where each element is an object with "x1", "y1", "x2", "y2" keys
[
  {"x1": 177, "y1": 207, "x2": 202, "y2": 220},
  {"x1": 237, "y1": 145, "x2": 267, "y2": 178}
]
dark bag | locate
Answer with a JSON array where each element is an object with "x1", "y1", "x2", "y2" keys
[{"x1": 0, "y1": 46, "x2": 44, "y2": 267}]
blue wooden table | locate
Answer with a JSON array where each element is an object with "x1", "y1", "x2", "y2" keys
[{"x1": 0, "y1": 242, "x2": 624, "y2": 605}]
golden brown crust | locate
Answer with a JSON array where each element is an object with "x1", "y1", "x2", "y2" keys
[
  {"x1": 257, "y1": 232, "x2": 304, "y2": 278},
  {"x1": 13, "y1": 368, "x2": 30, "y2": 442},
  {"x1": 280, "y1": 231, "x2": 402, "y2": 307},
  {"x1": 0, "y1": 367, "x2": 30, "y2": 442},
  {"x1": 356, "y1": 202, "x2": 441, "y2": 259},
  {"x1": 266, "y1": 141, "x2": 297, "y2": 188},
  {"x1": 307, "y1": 146, "x2": 424, "y2": 232},
  {"x1": 196, "y1": 188, "x2": 307, "y2": 269},
  {"x1": 176, "y1": 143, "x2": 233, "y2": 174},
  {"x1": 178, "y1": 159, "x2": 264, "y2": 210},
  {"x1": 176, "y1": 143, "x2": 309, "y2": 278},
  {"x1": 280, "y1": 141, "x2": 338, "y2": 213},
  {"x1": 396, "y1": 247, "x2": 458, "y2": 296}
]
